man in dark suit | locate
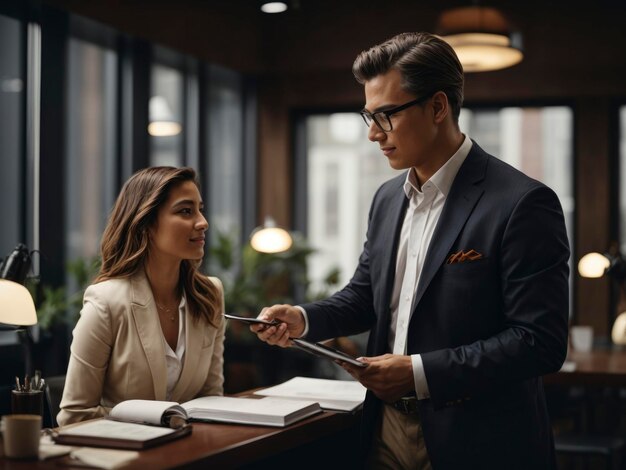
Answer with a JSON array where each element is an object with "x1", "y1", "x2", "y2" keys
[{"x1": 252, "y1": 32, "x2": 569, "y2": 469}]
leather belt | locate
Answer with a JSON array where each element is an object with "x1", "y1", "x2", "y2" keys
[{"x1": 391, "y1": 395, "x2": 419, "y2": 415}]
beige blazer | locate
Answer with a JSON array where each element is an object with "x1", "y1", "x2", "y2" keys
[{"x1": 57, "y1": 271, "x2": 225, "y2": 426}]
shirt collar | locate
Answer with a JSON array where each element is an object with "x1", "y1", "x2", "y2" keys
[{"x1": 403, "y1": 134, "x2": 472, "y2": 199}]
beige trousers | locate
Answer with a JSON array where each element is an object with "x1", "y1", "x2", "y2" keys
[{"x1": 367, "y1": 403, "x2": 432, "y2": 470}]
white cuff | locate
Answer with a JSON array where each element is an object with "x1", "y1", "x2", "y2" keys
[
  {"x1": 411, "y1": 354, "x2": 431, "y2": 400},
  {"x1": 294, "y1": 306, "x2": 309, "y2": 338}
]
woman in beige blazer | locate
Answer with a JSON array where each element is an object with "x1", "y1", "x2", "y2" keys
[{"x1": 58, "y1": 167, "x2": 225, "y2": 426}]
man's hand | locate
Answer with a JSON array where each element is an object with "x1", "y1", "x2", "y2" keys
[
  {"x1": 340, "y1": 354, "x2": 414, "y2": 403},
  {"x1": 250, "y1": 304, "x2": 305, "y2": 348}
]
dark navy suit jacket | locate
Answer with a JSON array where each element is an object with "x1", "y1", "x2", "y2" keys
[{"x1": 301, "y1": 142, "x2": 570, "y2": 469}]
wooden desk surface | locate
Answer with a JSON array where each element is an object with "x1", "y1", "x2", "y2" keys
[
  {"x1": 0, "y1": 409, "x2": 359, "y2": 469},
  {"x1": 543, "y1": 348, "x2": 626, "y2": 387}
]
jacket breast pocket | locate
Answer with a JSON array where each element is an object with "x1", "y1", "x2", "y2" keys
[
  {"x1": 441, "y1": 257, "x2": 490, "y2": 275},
  {"x1": 433, "y1": 258, "x2": 499, "y2": 334}
]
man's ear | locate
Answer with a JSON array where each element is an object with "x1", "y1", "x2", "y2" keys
[{"x1": 431, "y1": 91, "x2": 449, "y2": 124}]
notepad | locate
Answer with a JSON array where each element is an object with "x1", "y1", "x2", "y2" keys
[{"x1": 54, "y1": 419, "x2": 191, "y2": 450}]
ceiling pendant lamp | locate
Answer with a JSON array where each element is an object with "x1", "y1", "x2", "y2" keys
[
  {"x1": 437, "y1": 6, "x2": 523, "y2": 73},
  {"x1": 148, "y1": 96, "x2": 182, "y2": 137},
  {"x1": 250, "y1": 217, "x2": 293, "y2": 254}
]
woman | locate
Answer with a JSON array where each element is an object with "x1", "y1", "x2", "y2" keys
[{"x1": 58, "y1": 167, "x2": 224, "y2": 426}]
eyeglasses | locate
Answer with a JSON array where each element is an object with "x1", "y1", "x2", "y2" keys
[{"x1": 360, "y1": 94, "x2": 433, "y2": 132}]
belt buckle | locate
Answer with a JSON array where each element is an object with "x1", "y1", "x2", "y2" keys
[{"x1": 393, "y1": 396, "x2": 419, "y2": 415}]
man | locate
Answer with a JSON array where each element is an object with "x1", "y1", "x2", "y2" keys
[{"x1": 252, "y1": 32, "x2": 569, "y2": 469}]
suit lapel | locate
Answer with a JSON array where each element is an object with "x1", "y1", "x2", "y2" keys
[
  {"x1": 380, "y1": 182, "x2": 410, "y2": 313},
  {"x1": 411, "y1": 144, "x2": 488, "y2": 310},
  {"x1": 130, "y1": 272, "x2": 168, "y2": 400}
]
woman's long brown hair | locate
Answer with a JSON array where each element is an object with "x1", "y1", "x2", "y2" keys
[{"x1": 95, "y1": 166, "x2": 220, "y2": 326}]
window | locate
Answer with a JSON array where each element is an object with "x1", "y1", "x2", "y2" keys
[
  {"x1": 304, "y1": 113, "x2": 400, "y2": 293},
  {"x1": 65, "y1": 37, "x2": 118, "y2": 262},
  {"x1": 302, "y1": 107, "x2": 574, "y2": 300},
  {"x1": 205, "y1": 64, "x2": 245, "y2": 248},
  {"x1": 459, "y1": 107, "x2": 574, "y2": 246},
  {"x1": 0, "y1": 14, "x2": 24, "y2": 256},
  {"x1": 619, "y1": 106, "x2": 626, "y2": 253}
]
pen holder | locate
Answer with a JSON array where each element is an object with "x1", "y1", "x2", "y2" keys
[{"x1": 11, "y1": 390, "x2": 43, "y2": 416}]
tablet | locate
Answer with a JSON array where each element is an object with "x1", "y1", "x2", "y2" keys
[
  {"x1": 223, "y1": 314, "x2": 280, "y2": 327},
  {"x1": 291, "y1": 338, "x2": 367, "y2": 368}
]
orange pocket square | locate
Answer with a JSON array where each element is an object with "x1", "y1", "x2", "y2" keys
[{"x1": 446, "y1": 249, "x2": 483, "y2": 264}]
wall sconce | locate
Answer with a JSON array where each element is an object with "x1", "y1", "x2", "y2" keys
[
  {"x1": 578, "y1": 251, "x2": 626, "y2": 345},
  {"x1": 250, "y1": 217, "x2": 293, "y2": 254},
  {"x1": 148, "y1": 96, "x2": 182, "y2": 137},
  {"x1": 437, "y1": 6, "x2": 523, "y2": 72}
]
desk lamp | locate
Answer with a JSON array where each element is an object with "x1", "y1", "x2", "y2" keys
[
  {"x1": 0, "y1": 244, "x2": 37, "y2": 373},
  {"x1": 578, "y1": 251, "x2": 626, "y2": 345}
]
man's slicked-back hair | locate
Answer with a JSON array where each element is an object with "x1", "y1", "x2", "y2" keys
[{"x1": 353, "y1": 32, "x2": 464, "y2": 121}]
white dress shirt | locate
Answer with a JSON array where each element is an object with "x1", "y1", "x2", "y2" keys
[
  {"x1": 162, "y1": 295, "x2": 187, "y2": 401},
  {"x1": 391, "y1": 135, "x2": 472, "y2": 399}
]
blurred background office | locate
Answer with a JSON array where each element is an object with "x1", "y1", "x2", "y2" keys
[{"x1": 1, "y1": 1, "x2": 625, "y2": 466}]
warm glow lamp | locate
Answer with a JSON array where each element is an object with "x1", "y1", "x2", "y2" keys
[
  {"x1": 437, "y1": 6, "x2": 523, "y2": 72},
  {"x1": 0, "y1": 279, "x2": 37, "y2": 327},
  {"x1": 578, "y1": 252, "x2": 612, "y2": 278},
  {"x1": 0, "y1": 245, "x2": 38, "y2": 374},
  {"x1": 260, "y1": 2, "x2": 288, "y2": 14},
  {"x1": 250, "y1": 217, "x2": 293, "y2": 254},
  {"x1": 578, "y1": 251, "x2": 626, "y2": 345},
  {"x1": 148, "y1": 96, "x2": 182, "y2": 137}
]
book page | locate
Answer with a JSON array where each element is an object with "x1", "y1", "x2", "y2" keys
[
  {"x1": 58, "y1": 420, "x2": 175, "y2": 441},
  {"x1": 183, "y1": 396, "x2": 317, "y2": 417},
  {"x1": 181, "y1": 396, "x2": 321, "y2": 426},
  {"x1": 255, "y1": 377, "x2": 366, "y2": 411},
  {"x1": 110, "y1": 399, "x2": 186, "y2": 425}
]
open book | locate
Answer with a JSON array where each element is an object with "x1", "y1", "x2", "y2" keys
[
  {"x1": 55, "y1": 396, "x2": 322, "y2": 449},
  {"x1": 54, "y1": 400, "x2": 191, "y2": 449},
  {"x1": 255, "y1": 376, "x2": 367, "y2": 412}
]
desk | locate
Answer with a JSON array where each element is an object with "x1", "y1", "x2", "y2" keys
[
  {"x1": 543, "y1": 348, "x2": 626, "y2": 387},
  {"x1": 0, "y1": 409, "x2": 360, "y2": 469}
]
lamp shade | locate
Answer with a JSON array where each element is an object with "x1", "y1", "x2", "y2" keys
[
  {"x1": 578, "y1": 252, "x2": 611, "y2": 278},
  {"x1": 148, "y1": 96, "x2": 182, "y2": 137},
  {"x1": 0, "y1": 279, "x2": 37, "y2": 326},
  {"x1": 250, "y1": 217, "x2": 293, "y2": 254},
  {"x1": 437, "y1": 7, "x2": 523, "y2": 72},
  {"x1": 260, "y1": 2, "x2": 287, "y2": 13}
]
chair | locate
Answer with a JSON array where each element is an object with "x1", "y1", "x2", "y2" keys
[
  {"x1": 43, "y1": 375, "x2": 65, "y2": 428},
  {"x1": 0, "y1": 384, "x2": 12, "y2": 417}
]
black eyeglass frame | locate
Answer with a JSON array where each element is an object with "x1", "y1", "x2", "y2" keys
[{"x1": 360, "y1": 94, "x2": 434, "y2": 132}]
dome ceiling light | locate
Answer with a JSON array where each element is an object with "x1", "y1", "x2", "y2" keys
[{"x1": 437, "y1": 6, "x2": 523, "y2": 73}]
